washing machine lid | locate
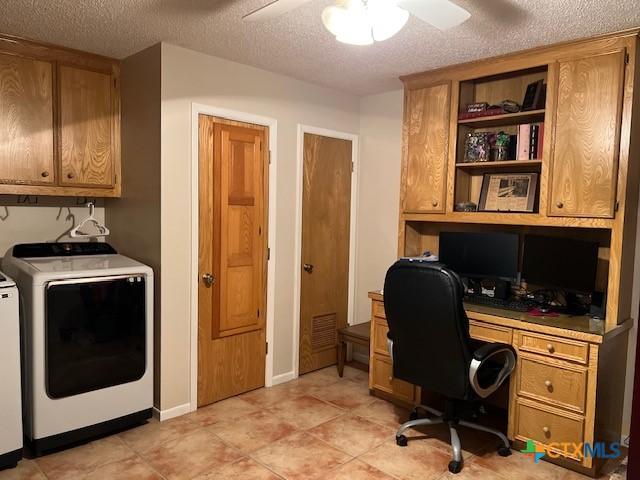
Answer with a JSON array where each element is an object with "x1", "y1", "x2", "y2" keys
[{"x1": 0, "y1": 270, "x2": 16, "y2": 288}]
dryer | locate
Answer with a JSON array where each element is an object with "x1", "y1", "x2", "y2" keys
[
  {"x1": 2, "y1": 243, "x2": 153, "y2": 455},
  {"x1": 0, "y1": 270, "x2": 22, "y2": 469}
]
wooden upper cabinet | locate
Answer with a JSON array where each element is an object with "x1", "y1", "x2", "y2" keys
[
  {"x1": 0, "y1": 34, "x2": 120, "y2": 197},
  {"x1": 548, "y1": 50, "x2": 625, "y2": 218},
  {"x1": 0, "y1": 53, "x2": 55, "y2": 184},
  {"x1": 402, "y1": 83, "x2": 450, "y2": 213},
  {"x1": 59, "y1": 65, "x2": 114, "y2": 188}
]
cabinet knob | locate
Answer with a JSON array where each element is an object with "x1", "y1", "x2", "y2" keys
[
  {"x1": 388, "y1": 376, "x2": 393, "y2": 382},
  {"x1": 41, "y1": 171, "x2": 49, "y2": 178},
  {"x1": 431, "y1": 200, "x2": 438, "y2": 207},
  {"x1": 67, "y1": 173, "x2": 75, "y2": 179},
  {"x1": 542, "y1": 426, "x2": 550, "y2": 435},
  {"x1": 544, "y1": 380, "x2": 552, "y2": 388},
  {"x1": 556, "y1": 201, "x2": 564, "y2": 209},
  {"x1": 546, "y1": 343, "x2": 555, "y2": 353}
]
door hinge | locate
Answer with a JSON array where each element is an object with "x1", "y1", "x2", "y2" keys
[
  {"x1": 625, "y1": 53, "x2": 630, "y2": 64},
  {"x1": 267, "y1": 247, "x2": 271, "y2": 260},
  {"x1": 266, "y1": 342, "x2": 269, "y2": 355},
  {"x1": 268, "y1": 150, "x2": 272, "y2": 164},
  {"x1": 615, "y1": 200, "x2": 620, "y2": 212},
  {"x1": 257, "y1": 309, "x2": 260, "y2": 318},
  {"x1": 351, "y1": 161, "x2": 354, "y2": 172}
]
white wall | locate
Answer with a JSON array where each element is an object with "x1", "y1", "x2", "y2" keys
[
  {"x1": 0, "y1": 203, "x2": 105, "y2": 257},
  {"x1": 159, "y1": 43, "x2": 361, "y2": 411},
  {"x1": 354, "y1": 90, "x2": 403, "y2": 324}
]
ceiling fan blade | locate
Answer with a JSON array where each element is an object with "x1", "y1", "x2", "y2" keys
[
  {"x1": 397, "y1": 0, "x2": 470, "y2": 30},
  {"x1": 243, "y1": 0, "x2": 313, "y2": 21}
]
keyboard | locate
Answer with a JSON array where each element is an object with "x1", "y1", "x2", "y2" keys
[{"x1": 464, "y1": 294, "x2": 533, "y2": 312}]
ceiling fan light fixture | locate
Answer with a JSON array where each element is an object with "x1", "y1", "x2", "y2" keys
[{"x1": 368, "y1": 0, "x2": 409, "y2": 41}]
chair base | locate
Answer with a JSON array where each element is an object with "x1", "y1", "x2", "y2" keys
[{"x1": 395, "y1": 404, "x2": 511, "y2": 474}]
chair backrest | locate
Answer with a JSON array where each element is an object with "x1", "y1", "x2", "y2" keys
[{"x1": 384, "y1": 260, "x2": 473, "y2": 400}]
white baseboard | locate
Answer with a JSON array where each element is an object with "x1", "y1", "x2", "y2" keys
[
  {"x1": 271, "y1": 371, "x2": 296, "y2": 386},
  {"x1": 153, "y1": 403, "x2": 192, "y2": 422},
  {"x1": 352, "y1": 352, "x2": 370, "y2": 365}
]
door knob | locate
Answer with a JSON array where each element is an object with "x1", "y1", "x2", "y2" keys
[
  {"x1": 303, "y1": 263, "x2": 314, "y2": 273},
  {"x1": 202, "y1": 273, "x2": 215, "y2": 287}
]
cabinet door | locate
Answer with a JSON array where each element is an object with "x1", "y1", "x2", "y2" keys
[
  {"x1": 548, "y1": 51, "x2": 625, "y2": 218},
  {"x1": 0, "y1": 53, "x2": 54, "y2": 184},
  {"x1": 59, "y1": 65, "x2": 114, "y2": 187},
  {"x1": 402, "y1": 83, "x2": 450, "y2": 213}
]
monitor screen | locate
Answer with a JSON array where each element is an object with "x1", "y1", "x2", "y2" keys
[
  {"x1": 522, "y1": 235, "x2": 598, "y2": 293},
  {"x1": 438, "y1": 231, "x2": 519, "y2": 281}
]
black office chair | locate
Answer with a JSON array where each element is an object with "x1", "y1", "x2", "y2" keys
[{"x1": 384, "y1": 259, "x2": 516, "y2": 474}]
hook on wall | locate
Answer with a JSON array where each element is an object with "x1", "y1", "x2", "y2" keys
[{"x1": 0, "y1": 206, "x2": 8, "y2": 221}]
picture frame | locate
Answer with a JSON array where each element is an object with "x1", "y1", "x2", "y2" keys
[
  {"x1": 521, "y1": 79, "x2": 546, "y2": 111},
  {"x1": 478, "y1": 173, "x2": 538, "y2": 213}
]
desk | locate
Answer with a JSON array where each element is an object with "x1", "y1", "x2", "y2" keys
[{"x1": 367, "y1": 291, "x2": 631, "y2": 476}]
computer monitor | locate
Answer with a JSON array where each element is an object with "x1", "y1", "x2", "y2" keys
[
  {"x1": 522, "y1": 235, "x2": 598, "y2": 293},
  {"x1": 438, "y1": 231, "x2": 519, "y2": 281}
]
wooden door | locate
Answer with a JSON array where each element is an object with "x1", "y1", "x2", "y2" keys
[
  {"x1": 0, "y1": 53, "x2": 55, "y2": 184},
  {"x1": 299, "y1": 133, "x2": 352, "y2": 374},
  {"x1": 59, "y1": 65, "x2": 114, "y2": 187},
  {"x1": 548, "y1": 50, "x2": 625, "y2": 218},
  {"x1": 198, "y1": 115, "x2": 268, "y2": 406},
  {"x1": 402, "y1": 83, "x2": 450, "y2": 213}
]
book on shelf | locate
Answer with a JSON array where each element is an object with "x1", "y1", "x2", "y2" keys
[{"x1": 513, "y1": 122, "x2": 544, "y2": 161}]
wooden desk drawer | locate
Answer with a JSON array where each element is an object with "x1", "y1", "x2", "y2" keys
[
  {"x1": 373, "y1": 318, "x2": 390, "y2": 356},
  {"x1": 371, "y1": 355, "x2": 415, "y2": 403},
  {"x1": 519, "y1": 332, "x2": 589, "y2": 364},
  {"x1": 372, "y1": 300, "x2": 386, "y2": 319},
  {"x1": 469, "y1": 320, "x2": 512, "y2": 344},
  {"x1": 518, "y1": 355, "x2": 587, "y2": 413},
  {"x1": 516, "y1": 399, "x2": 584, "y2": 461}
]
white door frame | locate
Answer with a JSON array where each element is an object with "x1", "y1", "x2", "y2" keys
[
  {"x1": 292, "y1": 124, "x2": 360, "y2": 378},
  {"x1": 190, "y1": 103, "x2": 278, "y2": 411}
]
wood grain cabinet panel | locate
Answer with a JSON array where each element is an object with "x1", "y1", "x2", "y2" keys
[
  {"x1": 0, "y1": 53, "x2": 54, "y2": 184},
  {"x1": 402, "y1": 83, "x2": 450, "y2": 213},
  {"x1": 59, "y1": 65, "x2": 114, "y2": 188},
  {"x1": 548, "y1": 50, "x2": 625, "y2": 218},
  {"x1": 371, "y1": 355, "x2": 416, "y2": 403}
]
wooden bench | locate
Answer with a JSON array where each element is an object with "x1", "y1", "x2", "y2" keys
[{"x1": 337, "y1": 321, "x2": 370, "y2": 377}]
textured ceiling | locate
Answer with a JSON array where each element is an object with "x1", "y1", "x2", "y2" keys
[{"x1": 1, "y1": 0, "x2": 639, "y2": 95}]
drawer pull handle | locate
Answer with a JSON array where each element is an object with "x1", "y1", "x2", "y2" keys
[
  {"x1": 556, "y1": 201, "x2": 564, "y2": 209},
  {"x1": 41, "y1": 171, "x2": 50, "y2": 178},
  {"x1": 431, "y1": 200, "x2": 438, "y2": 207},
  {"x1": 544, "y1": 380, "x2": 552, "y2": 389},
  {"x1": 388, "y1": 376, "x2": 393, "y2": 382},
  {"x1": 542, "y1": 426, "x2": 550, "y2": 435},
  {"x1": 546, "y1": 343, "x2": 555, "y2": 353}
]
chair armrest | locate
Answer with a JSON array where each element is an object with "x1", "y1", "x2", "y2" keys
[{"x1": 469, "y1": 343, "x2": 516, "y2": 399}]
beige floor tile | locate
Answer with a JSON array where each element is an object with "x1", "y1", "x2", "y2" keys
[
  {"x1": 359, "y1": 438, "x2": 451, "y2": 480},
  {"x1": 436, "y1": 459, "x2": 507, "y2": 480},
  {"x1": 402, "y1": 422, "x2": 495, "y2": 460},
  {"x1": 196, "y1": 457, "x2": 283, "y2": 479},
  {"x1": 0, "y1": 460, "x2": 46, "y2": 480},
  {"x1": 142, "y1": 429, "x2": 242, "y2": 480},
  {"x1": 252, "y1": 431, "x2": 351, "y2": 480},
  {"x1": 351, "y1": 398, "x2": 410, "y2": 430},
  {"x1": 211, "y1": 410, "x2": 298, "y2": 453},
  {"x1": 470, "y1": 449, "x2": 586, "y2": 480},
  {"x1": 119, "y1": 416, "x2": 200, "y2": 455},
  {"x1": 342, "y1": 366, "x2": 370, "y2": 384},
  {"x1": 308, "y1": 414, "x2": 393, "y2": 456},
  {"x1": 187, "y1": 396, "x2": 260, "y2": 428},
  {"x1": 83, "y1": 455, "x2": 163, "y2": 480},
  {"x1": 36, "y1": 436, "x2": 136, "y2": 480},
  {"x1": 310, "y1": 380, "x2": 376, "y2": 410},
  {"x1": 241, "y1": 384, "x2": 299, "y2": 409},
  {"x1": 267, "y1": 395, "x2": 345, "y2": 430},
  {"x1": 323, "y1": 459, "x2": 397, "y2": 480}
]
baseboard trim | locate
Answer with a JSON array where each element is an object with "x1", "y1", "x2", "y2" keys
[
  {"x1": 271, "y1": 371, "x2": 296, "y2": 386},
  {"x1": 154, "y1": 403, "x2": 192, "y2": 422},
  {"x1": 352, "y1": 352, "x2": 370, "y2": 365}
]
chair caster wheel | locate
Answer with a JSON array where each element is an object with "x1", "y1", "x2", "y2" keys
[
  {"x1": 409, "y1": 411, "x2": 419, "y2": 421},
  {"x1": 448, "y1": 460, "x2": 463, "y2": 474},
  {"x1": 396, "y1": 435, "x2": 408, "y2": 447},
  {"x1": 498, "y1": 446, "x2": 512, "y2": 457}
]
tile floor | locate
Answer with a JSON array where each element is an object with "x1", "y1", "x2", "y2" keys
[{"x1": 0, "y1": 365, "x2": 609, "y2": 480}]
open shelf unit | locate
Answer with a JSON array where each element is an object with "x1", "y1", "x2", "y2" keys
[{"x1": 455, "y1": 66, "x2": 548, "y2": 213}]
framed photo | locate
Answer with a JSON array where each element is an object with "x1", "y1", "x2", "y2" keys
[{"x1": 478, "y1": 173, "x2": 538, "y2": 212}]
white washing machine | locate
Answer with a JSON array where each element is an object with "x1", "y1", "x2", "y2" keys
[
  {"x1": 2, "y1": 243, "x2": 153, "y2": 455},
  {"x1": 0, "y1": 270, "x2": 22, "y2": 469}
]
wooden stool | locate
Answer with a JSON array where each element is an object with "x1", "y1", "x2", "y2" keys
[{"x1": 337, "y1": 322, "x2": 370, "y2": 377}]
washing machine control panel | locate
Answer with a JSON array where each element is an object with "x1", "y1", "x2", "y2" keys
[{"x1": 12, "y1": 242, "x2": 118, "y2": 258}]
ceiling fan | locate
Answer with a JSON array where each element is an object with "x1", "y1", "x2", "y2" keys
[{"x1": 243, "y1": 0, "x2": 470, "y2": 45}]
